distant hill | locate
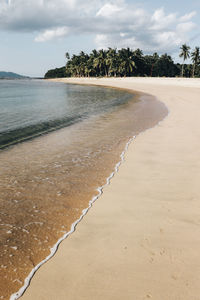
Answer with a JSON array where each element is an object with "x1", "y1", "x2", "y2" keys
[{"x1": 0, "y1": 71, "x2": 29, "y2": 79}]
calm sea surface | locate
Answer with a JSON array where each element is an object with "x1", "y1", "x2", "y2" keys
[
  {"x1": 0, "y1": 79, "x2": 167, "y2": 299},
  {"x1": 0, "y1": 80, "x2": 132, "y2": 149}
]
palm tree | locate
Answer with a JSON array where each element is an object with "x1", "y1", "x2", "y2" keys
[
  {"x1": 156, "y1": 54, "x2": 176, "y2": 77},
  {"x1": 118, "y1": 48, "x2": 136, "y2": 76},
  {"x1": 79, "y1": 51, "x2": 89, "y2": 77},
  {"x1": 133, "y1": 49, "x2": 146, "y2": 76},
  {"x1": 134, "y1": 48, "x2": 143, "y2": 57},
  {"x1": 89, "y1": 50, "x2": 99, "y2": 76},
  {"x1": 179, "y1": 44, "x2": 190, "y2": 77},
  {"x1": 191, "y1": 47, "x2": 200, "y2": 77},
  {"x1": 85, "y1": 56, "x2": 95, "y2": 77},
  {"x1": 65, "y1": 52, "x2": 70, "y2": 60},
  {"x1": 70, "y1": 55, "x2": 81, "y2": 77},
  {"x1": 106, "y1": 48, "x2": 119, "y2": 76},
  {"x1": 150, "y1": 53, "x2": 159, "y2": 77},
  {"x1": 60, "y1": 46, "x2": 183, "y2": 79},
  {"x1": 93, "y1": 49, "x2": 108, "y2": 76}
]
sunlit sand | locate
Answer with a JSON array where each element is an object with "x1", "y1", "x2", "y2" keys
[{"x1": 21, "y1": 77, "x2": 200, "y2": 300}]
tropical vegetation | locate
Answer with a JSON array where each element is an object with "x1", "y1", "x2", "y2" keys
[
  {"x1": 44, "y1": 66, "x2": 66, "y2": 78},
  {"x1": 191, "y1": 47, "x2": 200, "y2": 78},
  {"x1": 179, "y1": 44, "x2": 191, "y2": 77},
  {"x1": 44, "y1": 45, "x2": 200, "y2": 78}
]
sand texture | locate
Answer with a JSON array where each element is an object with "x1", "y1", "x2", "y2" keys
[{"x1": 20, "y1": 77, "x2": 200, "y2": 300}]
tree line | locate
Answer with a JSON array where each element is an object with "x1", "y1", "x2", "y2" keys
[{"x1": 45, "y1": 44, "x2": 200, "y2": 78}]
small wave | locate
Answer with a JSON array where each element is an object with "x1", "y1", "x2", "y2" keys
[
  {"x1": 0, "y1": 81, "x2": 133, "y2": 151},
  {"x1": 0, "y1": 115, "x2": 83, "y2": 150},
  {"x1": 9, "y1": 94, "x2": 169, "y2": 300},
  {"x1": 10, "y1": 135, "x2": 136, "y2": 300}
]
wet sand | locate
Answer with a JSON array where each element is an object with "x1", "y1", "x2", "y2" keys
[
  {"x1": 0, "y1": 83, "x2": 166, "y2": 300},
  {"x1": 19, "y1": 77, "x2": 200, "y2": 300}
]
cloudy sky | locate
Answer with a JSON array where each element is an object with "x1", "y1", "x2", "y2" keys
[{"x1": 0, "y1": 0, "x2": 199, "y2": 77}]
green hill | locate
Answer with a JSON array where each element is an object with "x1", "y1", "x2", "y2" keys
[{"x1": 0, "y1": 71, "x2": 28, "y2": 79}]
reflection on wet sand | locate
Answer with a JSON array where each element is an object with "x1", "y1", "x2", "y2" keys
[{"x1": 0, "y1": 92, "x2": 167, "y2": 299}]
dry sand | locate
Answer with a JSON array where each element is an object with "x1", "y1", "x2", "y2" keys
[{"x1": 21, "y1": 77, "x2": 200, "y2": 300}]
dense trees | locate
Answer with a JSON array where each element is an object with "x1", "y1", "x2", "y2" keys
[
  {"x1": 44, "y1": 66, "x2": 66, "y2": 78},
  {"x1": 44, "y1": 45, "x2": 200, "y2": 78}
]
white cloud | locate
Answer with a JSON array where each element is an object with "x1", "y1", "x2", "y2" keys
[
  {"x1": 153, "y1": 32, "x2": 182, "y2": 50},
  {"x1": 95, "y1": 34, "x2": 108, "y2": 48},
  {"x1": 179, "y1": 11, "x2": 196, "y2": 22},
  {"x1": 150, "y1": 8, "x2": 177, "y2": 30},
  {"x1": 0, "y1": 0, "x2": 197, "y2": 53},
  {"x1": 96, "y1": 3, "x2": 122, "y2": 17},
  {"x1": 94, "y1": 5, "x2": 197, "y2": 53},
  {"x1": 176, "y1": 21, "x2": 196, "y2": 33},
  {"x1": 35, "y1": 26, "x2": 69, "y2": 42}
]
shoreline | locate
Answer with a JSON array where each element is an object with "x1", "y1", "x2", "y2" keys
[
  {"x1": 1, "y1": 81, "x2": 166, "y2": 300},
  {"x1": 10, "y1": 135, "x2": 137, "y2": 300},
  {"x1": 19, "y1": 77, "x2": 200, "y2": 300},
  {"x1": 0, "y1": 82, "x2": 135, "y2": 151},
  {"x1": 8, "y1": 82, "x2": 167, "y2": 300}
]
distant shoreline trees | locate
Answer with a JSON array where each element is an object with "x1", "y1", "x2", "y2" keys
[{"x1": 44, "y1": 45, "x2": 200, "y2": 79}]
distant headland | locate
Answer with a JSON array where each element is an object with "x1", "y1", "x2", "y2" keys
[{"x1": 0, "y1": 71, "x2": 29, "y2": 79}]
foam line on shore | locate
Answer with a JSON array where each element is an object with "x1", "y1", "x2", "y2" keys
[
  {"x1": 10, "y1": 85, "x2": 169, "y2": 300},
  {"x1": 10, "y1": 134, "x2": 137, "y2": 300}
]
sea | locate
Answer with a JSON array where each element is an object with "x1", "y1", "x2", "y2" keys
[{"x1": 0, "y1": 79, "x2": 167, "y2": 299}]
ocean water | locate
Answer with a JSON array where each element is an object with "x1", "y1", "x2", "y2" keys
[
  {"x1": 0, "y1": 79, "x2": 167, "y2": 299},
  {"x1": 0, "y1": 80, "x2": 132, "y2": 149}
]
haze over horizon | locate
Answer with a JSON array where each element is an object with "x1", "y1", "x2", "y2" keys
[{"x1": 0, "y1": 0, "x2": 199, "y2": 77}]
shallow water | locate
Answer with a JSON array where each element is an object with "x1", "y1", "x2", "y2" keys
[
  {"x1": 0, "y1": 80, "x2": 167, "y2": 299},
  {"x1": 0, "y1": 80, "x2": 132, "y2": 149}
]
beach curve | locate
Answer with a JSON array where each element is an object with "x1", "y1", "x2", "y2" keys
[{"x1": 19, "y1": 77, "x2": 200, "y2": 300}]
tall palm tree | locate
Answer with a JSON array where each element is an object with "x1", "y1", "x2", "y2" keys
[
  {"x1": 150, "y1": 53, "x2": 159, "y2": 77},
  {"x1": 191, "y1": 47, "x2": 200, "y2": 77},
  {"x1": 84, "y1": 56, "x2": 95, "y2": 77},
  {"x1": 93, "y1": 49, "x2": 108, "y2": 76},
  {"x1": 70, "y1": 55, "x2": 81, "y2": 77},
  {"x1": 179, "y1": 44, "x2": 190, "y2": 77},
  {"x1": 134, "y1": 48, "x2": 143, "y2": 57},
  {"x1": 118, "y1": 48, "x2": 135, "y2": 76},
  {"x1": 106, "y1": 48, "x2": 119, "y2": 76},
  {"x1": 79, "y1": 51, "x2": 89, "y2": 77}
]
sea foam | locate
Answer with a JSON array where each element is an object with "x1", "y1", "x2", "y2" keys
[{"x1": 10, "y1": 135, "x2": 136, "y2": 300}]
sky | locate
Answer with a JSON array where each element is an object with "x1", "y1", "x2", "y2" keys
[{"x1": 0, "y1": 0, "x2": 199, "y2": 77}]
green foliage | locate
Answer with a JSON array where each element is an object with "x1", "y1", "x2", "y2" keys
[
  {"x1": 191, "y1": 47, "x2": 200, "y2": 77},
  {"x1": 44, "y1": 66, "x2": 67, "y2": 78},
  {"x1": 179, "y1": 44, "x2": 191, "y2": 77},
  {"x1": 45, "y1": 45, "x2": 200, "y2": 78}
]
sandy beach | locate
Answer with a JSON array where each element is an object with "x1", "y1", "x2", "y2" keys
[{"x1": 20, "y1": 77, "x2": 200, "y2": 300}]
